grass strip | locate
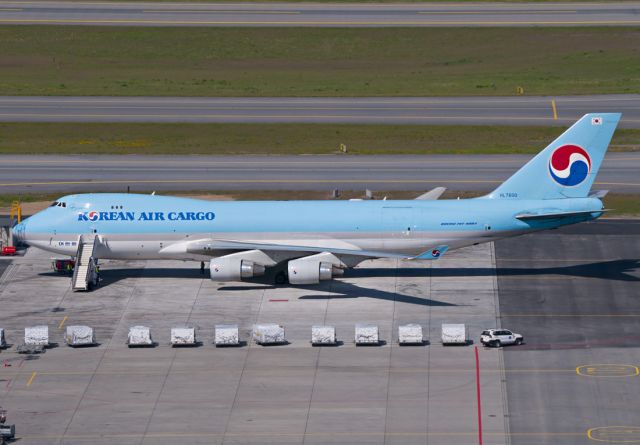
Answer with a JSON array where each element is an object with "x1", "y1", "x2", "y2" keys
[
  {"x1": 1, "y1": 122, "x2": 639, "y2": 155},
  {"x1": 0, "y1": 26, "x2": 639, "y2": 97}
]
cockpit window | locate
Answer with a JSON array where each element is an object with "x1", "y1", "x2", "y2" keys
[
  {"x1": 50, "y1": 201, "x2": 59, "y2": 207},
  {"x1": 50, "y1": 201, "x2": 67, "y2": 208}
]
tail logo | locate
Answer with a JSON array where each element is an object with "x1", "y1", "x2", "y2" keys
[{"x1": 548, "y1": 144, "x2": 591, "y2": 186}]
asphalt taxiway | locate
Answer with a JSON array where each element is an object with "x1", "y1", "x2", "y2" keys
[
  {"x1": 1, "y1": 1, "x2": 639, "y2": 27},
  {"x1": 1, "y1": 153, "x2": 639, "y2": 194},
  {"x1": 496, "y1": 219, "x2": 640, "y2": 445},
  {"x1": 2, "y1": 95, "x2": 639, "y2": 127}
]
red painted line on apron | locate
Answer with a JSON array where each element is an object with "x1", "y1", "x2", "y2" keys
[{"x1": 475, "y1": 346, "x2": 483, "y2": 445}]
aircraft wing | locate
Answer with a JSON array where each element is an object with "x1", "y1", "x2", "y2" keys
[
  {"x1": 415, "y1": 187, "x2": 447, "y2": 200},
  {"x1": 515, "y1": 209, "x2": 608, "y2": 221},
  {"x1": 160, "y1": 238, "x2": 449, "y2": 261}
]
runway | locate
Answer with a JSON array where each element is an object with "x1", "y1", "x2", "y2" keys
[
  {"x1": 1, "y1": 153, "x2": 639, "y2": 194},
  {"x1": 2, "y1": 95, "x2": 640, "y2": 128},
  {"x1": 1, "y1": 1, "x2": 640, "y2": 27}
]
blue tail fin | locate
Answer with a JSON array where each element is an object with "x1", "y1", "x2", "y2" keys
[{"x1": 486, "y1": 113, "x2": 621, "y2": 200}]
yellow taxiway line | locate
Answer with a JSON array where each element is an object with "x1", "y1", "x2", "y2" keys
[
  {"x1": 143, "y1": 10, "x2": 299, "y2": 14},
  {"x1": 0, "y1": 113, "x2": 561, "y2": 121},
  {"x1": 417, "y1": 10, "x2": 578, "y2": 14},
  {"x1": 26, "y1": 371, "x2": 37, "y2": 387},
  {"x1": 58, "y1": 315, "x2": 68, "y2": 329},
  {"x1": 1, "y1": 19, "x2": 640, "y2": 25},
  {"x1": 16, "y1": 431, "x2": 587, "y2": 440}
]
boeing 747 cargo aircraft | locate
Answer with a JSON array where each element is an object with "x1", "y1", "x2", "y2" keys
[{"x1": 12, "y1": 113, "x2": 619, "y2": 289}]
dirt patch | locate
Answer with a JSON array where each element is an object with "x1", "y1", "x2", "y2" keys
[{"x1": 0, "y1": 201, "x2": 52, "y2": 215}]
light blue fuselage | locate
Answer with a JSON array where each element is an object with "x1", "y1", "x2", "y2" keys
[{"x1": 14, "y1": 193, "x2": 604, "y2": 260}]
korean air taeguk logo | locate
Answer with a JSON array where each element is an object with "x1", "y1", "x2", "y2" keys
[{"x1": 548, "y1": 144, "x2": 591, "y2": 187}]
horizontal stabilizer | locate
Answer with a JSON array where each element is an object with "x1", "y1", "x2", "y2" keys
[
  {"x1": 515, "y1": 209, "x2": 608, "y2": 221},
  {"x1": 415, "y1": 187, "x2": 447, "y2": 200},
  {"x1": 589, "y1": 190, "x2": 609, "y2": 199}
]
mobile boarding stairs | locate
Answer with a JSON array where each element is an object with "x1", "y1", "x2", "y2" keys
[{"x1": 71, "y1": 234, "x2": 99, "y2": 291}]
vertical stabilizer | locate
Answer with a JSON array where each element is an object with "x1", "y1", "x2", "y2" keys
[{"x1": 486, "y1": 113, "x2": 620, "y2": 200}]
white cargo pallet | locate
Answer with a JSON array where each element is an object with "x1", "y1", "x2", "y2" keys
[
  {"x1": 355, "y1": 324, "x2": 379, "y2": 345},
  {"x1": 24, "y1": 326, "x2": 49, "y2": 346},
  {"x1": 253, "y1": 324, "x2": 286, "y2": 345},
  {"x1": 398, "y1": 324, "x2": 423, "y2": 345},
  {"x1": 127, "y1": 326, "x2": 154, "y2": 347},
  {"x1": 215, "y1": 324, "x2": 240, "y2": 347},
  {"x1": 0, "y1": 328, "x2": 5, "y2": 348},
  {"x1": 65, "y1": 325, "x2": 96, "y2": 347},
  {"x1": 170, "y1": 327, "x2": 196, "y2": 346},
  {"x1": 441, "y1": 323, "x2": 468, "y2": 345},
  {"x1": 311, "y1": 325, "x2": 337, "y2": 345},
  {"x1": 0, "y1": 423, "x2": 16, "y2": 440}
]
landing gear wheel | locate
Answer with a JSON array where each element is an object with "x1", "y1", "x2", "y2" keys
[{"x1": 274, "y1": 271, "x2": 288, "y2": 285}]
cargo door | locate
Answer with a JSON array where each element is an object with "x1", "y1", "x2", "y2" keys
[{"x1": 381, "y1": 206, "x2": 415, "y2": 238}]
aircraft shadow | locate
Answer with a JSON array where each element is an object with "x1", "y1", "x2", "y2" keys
[
  {"x1": 241, "y1": 279, "x2": 456, "y2": 307},
  {"x1": 348, "y1": 259, "x2": 640, "y2": 282},
  {"x1": 89, "y1": 268, "x2": 456, "y2": 307},
  {"x1": 43, "y1": 259, "x2": 637, "y2": 308}
]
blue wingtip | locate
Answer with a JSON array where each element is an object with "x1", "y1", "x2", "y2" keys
[{"x1": 412, "y1": 245, "x2": 449, "y2": 260}]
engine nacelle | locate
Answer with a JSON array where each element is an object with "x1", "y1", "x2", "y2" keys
[
  {"x1": 287, "y1": 259, "x2": 343, "y2": 285},
  {"x1": 210, "y1": 257, "x2": 265, "y2": 281}
]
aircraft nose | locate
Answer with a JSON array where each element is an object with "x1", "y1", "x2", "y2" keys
[{"x1": 12, "y1": 220, "x2": 27, "y2": 244}]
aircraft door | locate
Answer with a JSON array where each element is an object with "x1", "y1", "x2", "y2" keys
[{"x1": 381, "y1": 206, "x2": 415, "y2": 238}]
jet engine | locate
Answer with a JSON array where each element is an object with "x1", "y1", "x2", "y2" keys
[
  {"x1": 287, "y1": 258, "x2": 344, "y2": 285},
  {"x1": 210, "y1": 257, "x2": 265, "y2": 281}
]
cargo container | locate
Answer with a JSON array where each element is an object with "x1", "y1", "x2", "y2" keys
[
  {"x1": 215, "y1": 324, "x2": 240, "y2": 347},
  {"x1": 398, "y1": 324, "x2": 423, "y2": 345},
  {"x1": 252, "y1": 324, "x2": 286, "y2": 345},
  {"x1": 441, "y1": 324, "x2": 467, "y2": 345},
  {"x1": 127, "y1": 326, "x2": 154, "y2": 347},
  {"x1": 311, "y1": 325, "x2": 337, "y2": 345},
  {"x1": 24, "y1": 326, "x2": 49, "y2": 346},
  {"x1": 65, "y1": 325, "x2": 96, "y2": 347},
  {"x1": 170, "y1": 327, "x2": 196, "y2": 346},
  {"x1": 355, "y1": 324, "x2": 379, "y2": 345}
]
